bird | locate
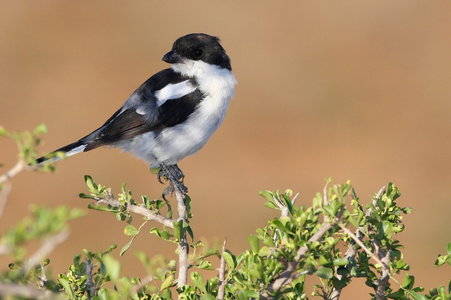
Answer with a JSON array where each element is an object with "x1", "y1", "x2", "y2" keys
[{"x1": 35, "y1": 33, "x2": 237, "y2": 194}]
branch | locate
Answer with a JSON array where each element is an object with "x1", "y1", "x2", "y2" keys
[
  {"x1": 336, "y1": 222, "x2": 383, "y2": 267},
  {"x1": 23, "y1": 229, "x2": 70, "y2": 273},
  {"x1": 328, "y1": 186, "x2": 387, "y2": 300},
  {"x1": 0, "y1": 282, "x2": 61, "y2": 299},
  {"x1": 0, "y1": 160, "x2": 25, "y2": 185},
  {"x1": 85, "y1": 258, "x2": 96, "y2": 298},
  {"x1": 217, "y1": 238, "x2": 227, "y2": 300},
  {"x1": 373, "y1": 239, "x2": 391, "y2": 300},
  {"x1": 174, "y1": 187, "x2": 189, "y2": 289},
  {"x1": 96, "y1": 191, "x2": 174, "y2": 228},
  {"x1": 266, "y1": 222, "x2": 333, "y2": 295},
  {"x1": 0, "y1": 181, "x2": 11, "y2": 220},
  {"x1": 370, "y1": 186, "x2": 390, "y2": 300}
]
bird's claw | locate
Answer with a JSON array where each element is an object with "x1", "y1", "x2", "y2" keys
[{"x1": 157, "y1": 164, "x2": 188, "y2": 199}]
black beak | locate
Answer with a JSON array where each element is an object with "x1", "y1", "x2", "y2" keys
[{"x1": 162, "y1": 51, "x2": 182, "y2": 64}]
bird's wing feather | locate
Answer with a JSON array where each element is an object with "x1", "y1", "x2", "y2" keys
[{"x1": 83, "y1": 69, "x2": 204, "y2": 151}]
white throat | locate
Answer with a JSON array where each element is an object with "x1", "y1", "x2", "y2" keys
[{"x1": 171, "y1": 60, "x2": 237, "y2": 99}]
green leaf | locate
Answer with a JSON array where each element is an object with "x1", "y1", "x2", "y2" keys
[
  {"x1": 201, "y1": 294, "x2": 216, "y2": 300},
  {"x1": 264, "y1": 201, "x2": 277, "y2": 210},
  {"x1": 316, "y1": 267, "x2": 334, "y2": 279},
  {"x1": 85, "y1": 175, "x2": 96, "y2": 191},
  {"x1": 150, "y1": 227, "x2": 173, "y2": 241},
  {"x1": 58, "y1": 278, "x2": 76, "y2": 298},
  {"x1": 160, "y1": 275, "x2": 175, "y2": 291},
  {"x1": 87, "y1": 203, "x2": 116, "y2": 212},
  {"x1": 33, "y1": 123, "x2": 47, "y2": 136},
  {"x1": 248, "y1": 235, "x2": 260, "y2": 254},
  {"x1": 0, "y1": 126, "x2": 10, "y2": 137},
  {"x1": 222, "y1": 251, "x2": 235, "y2": 270},
  {"x1": 173, "y1": 220, "x2": 184, "y2": 242},
  {"x1": 258, "y1": 246, "x2": 271, "y2": 257},
  {"x1": 186, "y1": 224, "x2": 194, "y2": 242},
  {"x1": 259, "y1": 190, "x2": 274, "y2": 201},
  {"x1": 124, "y1": 225, "x2": 138, "y2": 236},
  {"x1": 405, "y1": 289, "x2": 427, "y2": 300},
  {"x1": 191, "y1": 271, "x2": 206, "y2": 293},
  {"x1": 196, "y1": 260, "x2": 214, "y2": 270},
  {"x1": 120, "y1": 235, "x2": 136, "y2": 256},
  {"x1": 103, "y1": 254, "x2": 121, "y2": 281},
  {"x1": 333, "y1": 258, "x2": 350, "y2": 267}
]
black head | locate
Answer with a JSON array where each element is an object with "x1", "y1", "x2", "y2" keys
[{"x1": 162, "y1": 33, "x2": 232, "y2": 71}]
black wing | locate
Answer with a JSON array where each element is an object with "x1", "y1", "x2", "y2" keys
[{"x1": 83, "y1": 68, "x2": 205, "y2": 151}]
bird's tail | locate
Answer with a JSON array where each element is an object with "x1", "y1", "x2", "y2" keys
[{"x1": 35, "y1": 140, "x2": 87, "y2": 165}]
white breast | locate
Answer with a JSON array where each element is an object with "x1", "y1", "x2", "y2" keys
[{"x1": 121, "y1": 61, "x2": 237, "y2": 167}]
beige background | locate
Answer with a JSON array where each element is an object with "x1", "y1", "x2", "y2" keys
[{"x1": 1, "y1": 1, "x2": 450, "y2": 298}]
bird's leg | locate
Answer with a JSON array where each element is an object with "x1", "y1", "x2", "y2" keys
[{"x1": 158, "y1": 164, "x2": 188, "y2": 197}]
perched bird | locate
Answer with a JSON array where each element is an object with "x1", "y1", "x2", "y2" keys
[{"x1": 36, "y1": 33, "x2": 237, "y2": 193}]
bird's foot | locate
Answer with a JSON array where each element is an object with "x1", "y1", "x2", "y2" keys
[{"x1": 158, "y1": 164, "x2": 188, "y2": 198}]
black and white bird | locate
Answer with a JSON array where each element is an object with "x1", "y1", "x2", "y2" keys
[{"x1": 36, "y1": 33, "x2": 237, "y2": 193}]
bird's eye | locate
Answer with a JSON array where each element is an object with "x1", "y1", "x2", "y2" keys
[{"x1": 193, "y1": 49, "x2": 203, "y2": 57}]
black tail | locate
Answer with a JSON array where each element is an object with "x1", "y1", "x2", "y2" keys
[{"x1": 36, "y1": 140, "x2": 87, "y2": 164}]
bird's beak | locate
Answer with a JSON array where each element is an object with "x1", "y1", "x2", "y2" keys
[{"x1": 162, "y1": 51, "x2": 182, "y2": 64}]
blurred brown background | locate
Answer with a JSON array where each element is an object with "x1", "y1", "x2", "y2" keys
[{"x1": 1, "y1": 1, "x2": 450, "y2": 298}]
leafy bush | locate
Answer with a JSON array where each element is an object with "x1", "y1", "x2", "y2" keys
[{"x1": 0, "y1": 125, "x2": 450, "y2": 300}]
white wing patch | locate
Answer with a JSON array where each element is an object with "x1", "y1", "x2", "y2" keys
[{"x1": 155, "y1": 80, "x2": 197, "y2": 106}]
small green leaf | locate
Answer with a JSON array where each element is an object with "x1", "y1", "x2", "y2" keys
[
  {"x1": 173, "y1": 220, "x2": 184, "y2": 241},
  {"x1": 259, "y1": 190, "x2": 274, "y2": 201},
  {"x1": 186, "y1": 224, "x2": 194, "y2": 242},
  {"x1": 405, "y1": 289, "x2": 427, "y2": 300},
  {"x1": 150, "y1": 227, "x2": 173, "y2": 241},
  {"x1": 191, "y1": 271, "x2": 206, "y2": 293},
  {"x1": 201, "y1": 294, "x2": 216, "y2": 300},
  {"x1": 103, "y1": 254, "x2": 121, "y2": 281},
  {"x1": 222, "y1": 251, "x2": 235, "y2": 270},
  {"x1": 87, "y1": 203, "x2": 116, "y2": 212},
  {"x1": 258, "y1": 246, "x2": 271, "y2": 257},
  {"x1": 160, "y1": 275, "x2": 175, "y2": 291},
  {"x1": 333, "y1": 258, "x2": 349, "y2": 266},
  {"x1": 150, "y1": 166, "x2": 161, "y2": 175},
  {"x1": 124, "y1": 225, "x2": 138, "y2": 236},
  {"x1": 85, "y1": 175, "x2": 95, "y2": 189},
  {"x1": 318, "y1": 255, "x2": 331, "y2": 266},
  {"x1": 58, "y1": 278, "x2": 76, "y2": 298},
  {"x1": 316, "y1": 267, "x2": 334, "y2": 279},
  {"x1": 33, "y1": 123, "x2": 48, "y2": 136},
  {"x1": 120, "y1": 236, "x2": 137, "y2": 256},
  {"x1": 196, "y1": 260, "x2": 214, "y2": 270},
  {"x1": 264, "y1": 201, "x2": 277, "y2": 209},
  {"x1": 248, "y1": 235, "x2": 260, "y2": 254},
  {"x1": 0, "y1": 126, "x2": 10, "y2": 137}
]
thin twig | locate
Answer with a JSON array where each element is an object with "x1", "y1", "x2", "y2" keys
[
  {"x1": 129, "y1": 275, "x2": 154, "y2": 296},
  {"x1": 96, "y1": 191, "x2": 174, "y2": 228},
  {"x1": 23, "y1": 230, "x2": 70, "y2": 273},
  {"x1": 0, "y1": 160, "x2": 25, "y2": 219},
  {"x1": 267, "y1": 222, "x2": 333, "y2": 294},
  {"x1": 272, "y1": 192, "x2": 299, "y2": 246},
  {"x1": 0, "y1": 181, "x2": 12, "y2": 220},
  {"x1": 174, "y1": 187, "x2": 189, "y2": 290},
  {"x1": 217, "y1": 238, "x2": 227, "y2": 300},
  {"x1": 0, "y1": 160, "x2": 26, "y2": 184},
  {"x1": 0, "y1": 282, "x2": 61, "y2": 299},
  {"x1": 336, "y1": 222, "x2": 383, "y2": 266}
]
